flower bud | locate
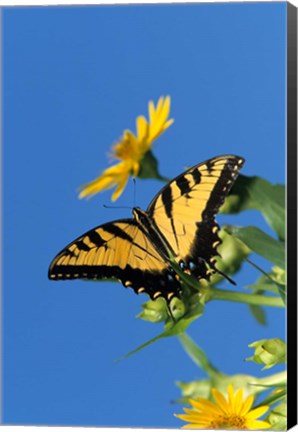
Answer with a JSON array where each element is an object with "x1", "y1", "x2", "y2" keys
[
  {"x1": 137, "y1": 298, "x2": 168, "y2": 322},
  {"x1": 247, "y1": 338, "x2": 286, "y2": 369}
]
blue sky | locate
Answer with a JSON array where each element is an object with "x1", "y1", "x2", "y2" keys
[{"x1": 3, "y1": 3, "x2": 286, "y2": 428}]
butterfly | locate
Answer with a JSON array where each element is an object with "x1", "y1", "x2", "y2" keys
[{"x1": 48, "y1": 155, "x2": 245, "y2": 304}]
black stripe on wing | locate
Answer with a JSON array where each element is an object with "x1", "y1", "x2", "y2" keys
[{"x1": 202, "y1": 156, "x2": 245, "y2": 220}]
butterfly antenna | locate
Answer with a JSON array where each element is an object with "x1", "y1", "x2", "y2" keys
[
  {"x1": 103, "y1": 204, "x2": 132, "y2": 210},
  {"x1": 132, "y1": 177, "x2": 137, "y2": 207}
]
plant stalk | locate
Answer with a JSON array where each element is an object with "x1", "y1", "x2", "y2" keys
[{"x1": 209, "y1": 287, "x2": 284, "y2": 308}]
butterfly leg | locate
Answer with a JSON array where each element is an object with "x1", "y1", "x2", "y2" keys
[
  {"x1": 188, "y1": 257, "x2": 236, "y2": 286},
  {"x1": 207, "y1": 257, "x2": 236, "y2": 285},
  {"x1": 213, "y1": 266, "x2": 236, "y2": 285},
  {"x1": 166, "y1": 303, "x2": 177, "y2": 323}
]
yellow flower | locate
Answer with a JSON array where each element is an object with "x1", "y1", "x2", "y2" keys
[
  {"x1": 79, "y1": 96, "x2": 174, "y2": 201},
  {"x1": 175, "y1": 384, "x2": 271, "y2": 430}
]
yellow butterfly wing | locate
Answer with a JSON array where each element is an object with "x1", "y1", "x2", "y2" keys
[
  {"x1": 147, "y1": 155, "x2": 245, "y2": 281},
  {"x1": 48, "y1": 219, "x2": 181, "y2": 301}
]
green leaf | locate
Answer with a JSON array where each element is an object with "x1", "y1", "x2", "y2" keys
[
  {"x1": 246, "y1": 274, "x2": 269, "y2": 325},
  {"x1": 178, "y1": 333, "x2": 220, "y2": 377},
  {"x1": 138, "y1": 150, "x2": 169, "y2": 181},
  {"x1": 221, "y1": 175, "x2": 285, "y2": 240},
  {"x1": 249, "y1": 305, "x2": 267, "y2": 326},
  {"x1": 228, "y1": 226, "x2": 285, "y2": 269}
]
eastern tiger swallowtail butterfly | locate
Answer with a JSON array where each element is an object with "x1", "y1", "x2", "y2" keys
[{"x1": 49, "y1": 155, "x2": 245, "y2": 303}]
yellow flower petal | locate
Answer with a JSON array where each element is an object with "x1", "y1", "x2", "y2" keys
[
  {"x1": 245, "y1": 405, "x2": 269, "y2": 420},
  {"x1": 246, "y1": 419, "x2": 271, "y2": 429},
  {"x1": 227, "y1": 384, "x2": 236, "y2": 410},
  {"x1": 183, "y1": 415, "x2": 216, "y2": 425},
  {"x1": 180, "y1": 409, "x2": 215, "y2": 421},
  {"x1": 212, "y1": 388, "x2": 231, "y2": 415},
  {"x1": 189, "y1": 398, "x2": 223, "y2": 416},
  {"x1": 234, "y1": 388, "x2": 244, "y2": 414},
  {"x1": 158, "y1": 95, "x2": 171, "y2": 126},
  {"x1": 78, "y1": 175, "x2": 117, "y2": 199},
  {"x1": 181, "y1": 423, "x2": 210, "y2": 429},
  {"x1": 148, "y1": 95, "x2": 174, "y2": 143},
  {"x1": 148, "y1": 100, "x2": 156, "y2": 124},
  {"x1": 111, "y1": 172, "x2": 130, "y2": 201},
  {"x1": 155, "y1": 95, "x2": 164, "y2": 114},
  {"x1": 136, "y1": 115, "x2": 149, "y2": 143},
  {"x1": 149, "y1": 96, "x2": 165, "y2": 123},
  {"x1": 183, "y1": 408, "x2": 201, "y2": 416},
  {"x1": 79, "y1": 161, "x2": 131, "y2": 200},
  {"x1": 239, "y1": 395, "x2": 254, "y2": 416},
  {"x1": 163, "y1": 118, "x2": 174, "y2": 130},
  {"x1": 175, "y1": 414, "x2": 199, "y2": 422}
]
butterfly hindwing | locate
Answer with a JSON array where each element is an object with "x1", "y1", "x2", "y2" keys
[
  {"x1": 147, "y1": 155, "x2": 245, "y2": 281},
  {"x1": 48, "y1": 219, "x2": 181, "y2": 301}
]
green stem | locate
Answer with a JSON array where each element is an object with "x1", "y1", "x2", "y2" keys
[
  {"x1": 209, "y1": 287, "x2": 284, "y2": 308},
  {"x1": 247, "y1": 371, "x2": 286, "y2": 388},
  {"x1": 178, "y1": 332, "x2": 222, "y2": 378},
  {"x1": 256, "y1": 371, "x2": 286, "y2": 386}
]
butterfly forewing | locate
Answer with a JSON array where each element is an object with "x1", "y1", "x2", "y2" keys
[{"x1": 147, "y1": 155, "x2": 245, "y2": 280}]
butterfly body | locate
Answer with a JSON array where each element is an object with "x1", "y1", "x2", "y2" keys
[
  {"x1": 132, "y1": 207, "x2": 176, "y2": 261},
  {"x1": 49, "y1": 155, "x2": 245, "y2": 303}
]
